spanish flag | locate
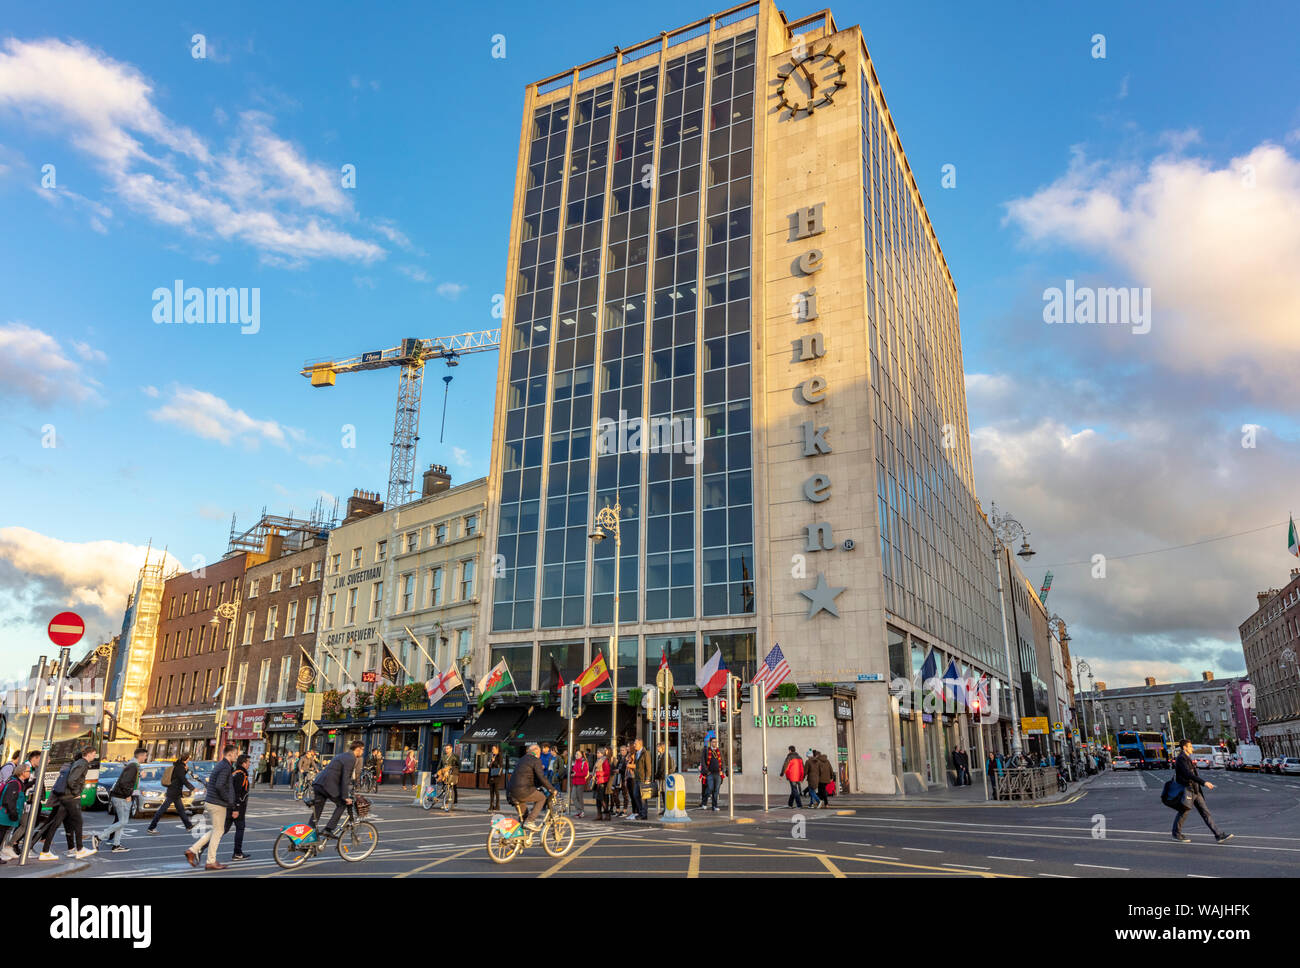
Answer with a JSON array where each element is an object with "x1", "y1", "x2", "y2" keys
[{"x1": 576, "y1": 652, "x2": 610, "y2": 696}]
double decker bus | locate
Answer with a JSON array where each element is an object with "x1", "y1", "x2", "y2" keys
[
  {"x1": 1116, "y1": 730, "x2": 1170, "y2": 769},
  {"x1": 1, "y1": 681, "x2": 104, "y2": 812}
]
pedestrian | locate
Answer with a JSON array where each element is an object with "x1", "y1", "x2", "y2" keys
[
  {"x1": 401, "y1": 746, "x2": 416, "y2": 791},
  {"x1": 370, "y1": 746, "x2": 384, "y2": 787},
  {"x1": 0, "y1": 750, "x2": 20, "y2": 787},
  {"x1": 268, "y1": 751, "x2": 278, "y2": 789},
  {"x1": 486, "y1": 745, "x2": 504, "y2": 811},
  {"x1": 0, "y1": 761, "x2": 31, "y2": 863},
  {"x1": 440, "y1": 744, "x2": 459, "y2": 807},
  {"x1": 187, "y1": 743, "x2": 238, "y2": 871},
  {"x1": 554, "y1": 747, "x2": 568, "y2": 793},
  {"x1": 570, "y1": 748, "x2": 589, "y2": 818},
  {"x1": 953, "y1": 746, "x2": 970, "y2": 786},
  {"x1": 802, "y1": 749, "x2": 820, "y2": 808},
  {"x1": 593, "y1": 748, "x2": 612, "y2": 820},
  {"x1": 225, "y1": 753, "x2": 251, "y2": 860},
  {"x1": 816, "y1": 750, "x2": 835, "y2": 805},
  {"x1": 781, "y1": 745, "x2": 804, "y2": 808},
  {"x1": 38, "y1": 745, "x2": 97, "y2": 861},
  {"x1": 654, "y1": 741, "x2": 675, "y2": 813},
  {"x1": 8, "y1": 751, "x2": 42, "y2": 856},
  {"x1": 628, "y1": 738, "x2": 651, "y2": 820},
  {"x1": 701, "y1": 737, "x2": 724, "y2": 811},
  {"x1": 100, "y1": 748, "x2": 148, "y2": 854},
  {"x1": 612, "y1": 745, "x2": 628, "y2": 816},
  {"x1": 539, "y1": 743, "x2": 555, "y2": 785},
  {"x1": 1171, "y1": 739, "x2": 1233, "y2": 844},
  {"x1": 147, "y1": 752, "x2": 195, "y2": 834}
]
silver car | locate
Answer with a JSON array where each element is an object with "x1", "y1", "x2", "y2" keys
[{"x1": 135, "y1": 763, "x2": 206, "y2": 817}]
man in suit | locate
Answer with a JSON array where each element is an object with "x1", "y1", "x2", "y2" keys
[
  {"x1": 1172, "y1": 739, "x2": 1233, "y2": 843},
  {"x1": 311, "y1": 740, "x2": 362, "y2": 836},
  {"x1": 953, "y1": 747, "x2": 970, "y2": 786},
  {"x1": 508, "y1": 743, "x2": 555, "y2": 829}
]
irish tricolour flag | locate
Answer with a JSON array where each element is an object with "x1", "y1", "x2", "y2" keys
[
  {"x1": 699, "y1": 647, "x2": 728, "y2": 699},
  {"x1": 1290, "y1": 515, "x2": 1300, "y2": 558}
]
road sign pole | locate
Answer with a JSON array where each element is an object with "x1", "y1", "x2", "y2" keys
[
  {"x1": 15, "y1": 656, "x2": 47, "y2": 774},
  {"x1": 20, "y1": 647, "x2": 70, "y2": 866},
  {"x1": 726, "y1": 675, "x2": 735, "y2": 820},
  {"x1": 753, "y1": 683, "x2": 768, "y2": 812}
]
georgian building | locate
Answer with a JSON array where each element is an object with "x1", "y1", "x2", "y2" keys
[{"x1": 1239, "y1": 567, "x2": 1300, "y2": 756}]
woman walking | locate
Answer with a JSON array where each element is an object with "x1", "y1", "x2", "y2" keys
[
  {"x1": 401, "y1": 746, "x2": 416, "y2": 791},
  {"x1": 592, "y1": 748, "x2": 612, "y2": 820},
  {"x1": 570, "y1": 749, "x2": 590, "y2": 818},
  {"x1": 486, "y1": 745, "x2": 504, "y2": 811}
]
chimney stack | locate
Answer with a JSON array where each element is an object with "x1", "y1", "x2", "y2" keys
[
  {"x1": 422, "y1": 463, "x2": 452, "y2": 498},
  {"x1": 1144, "y1": 676, "x2": 1156, "y2": 688},
  {"x1": 1095, "y1": 681, "x2": 1106, "y2": 692},
  {"x1": 1202, "y1": 670, "x2": 1214, "y2": 682},
  {"x1": 344, "y1": 489, "x2": 384, "y2": 524}
]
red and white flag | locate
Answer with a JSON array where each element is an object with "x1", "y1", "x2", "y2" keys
[
  {"x1": 699, "y1": 647, "x2": 728, "y2": 699},
  {"x1": 425, "y1": 667, "x2": 462, "y2": 706}
]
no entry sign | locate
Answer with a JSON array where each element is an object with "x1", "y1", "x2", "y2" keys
[{"x1": 47, "y1": 611, "x2": 85, "y2": 647}]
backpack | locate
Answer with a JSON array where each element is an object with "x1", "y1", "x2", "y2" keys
[
  {"x1": 51, "y1": 763, "x2": 71, "y2": 795},
  {"x1": 162, "y1": 763, "x2": 175, "y2": 787}
]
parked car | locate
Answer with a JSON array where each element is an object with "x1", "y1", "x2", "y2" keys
[
  {"x1": 1112, "y1": 757, "x2": 1135, "y2": 771},
  {"x1": 1281, "y1": 757, "x2": 1300, "y2": 776},
  {"x1": 135, "y1": 763, "x2": 206, "y2": 816},
  {"x1": 1263, "y1": 757, "x2": 1279, "y2": 774},
  {"x1": 187, "y1": 760, "x2": 219, "y2": 784}
]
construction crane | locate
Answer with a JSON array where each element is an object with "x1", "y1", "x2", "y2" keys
[{"x1": 300, "y1": 330, "x2": 501, "y2": 506}]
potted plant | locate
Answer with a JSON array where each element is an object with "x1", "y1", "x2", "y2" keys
[
  {"x1": 627, "y1": 687, "x2": 644, "y2": 707},
  {"x1": 373, "y1": 684, "x2": 397, "y2": 710},
  {"x1": 776, "y1": 682, "x2": 799, "y2": 700},
  {"x1": 354, "y1": 690, "x2": 374, "y2": 717},
  {"x1": 321, "y1": 689, "x2": 342, "y2": 720},
  {"x1": 400, "y1": 682, "x2": 427, "y2": 709}
]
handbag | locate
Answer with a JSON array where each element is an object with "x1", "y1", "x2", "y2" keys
[{"x1": 1160, "y1": 779, "x2": 1187, "y2": 810}]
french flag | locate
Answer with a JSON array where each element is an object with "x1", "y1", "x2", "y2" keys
[{"x1": 699, "y1": 647, "x2": 728, "y2": 699}]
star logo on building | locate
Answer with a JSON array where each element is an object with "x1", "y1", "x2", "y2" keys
[{"x1": 799, "y1": 572, "x2": 846, "y2": 618}]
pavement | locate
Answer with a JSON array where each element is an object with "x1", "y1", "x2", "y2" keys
[{"x1": 4, "y1": 767, "x2": 1295, "y2": 878}]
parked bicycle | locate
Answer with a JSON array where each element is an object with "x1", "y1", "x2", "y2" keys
[
  {"x1": 421, "y1": 779, "x2": 453, "y2": 812},
  {"x1": 355, "y1": 767, "x2": 378, "y2": 795},
  {"x1": 486, "y1": 793, "x2": 575, "y2": 864},
  {"x1": 294, "y1": 770, "x2": 318, "y2": 801},
  {"x1": 273, "y1": 797, "x2": 378, "y2": 869}
]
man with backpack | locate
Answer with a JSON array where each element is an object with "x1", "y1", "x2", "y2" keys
[
  {"x1": 146, "y1": 752, "x2": 195, "y2": 834},
  {"x1": 38, "y1": 746, "x2": 97, "y2": 861},
  {"x1": 101, "y1": 748, "x2": 148, "y2": 853},
  {"x1": 782, "y1": 746, "x2": 804, "y2": 808}
]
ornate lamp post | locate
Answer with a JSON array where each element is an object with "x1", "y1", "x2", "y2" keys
[
  {"x1": 210, "y1": 598, "x2": 241, "y2": 755},
  {"x1": 589, "y1": 502, "x2": 622, "y2": 754},
  {"x1": 989, "y1": 502, "x2": 1035, "y2": 755}
]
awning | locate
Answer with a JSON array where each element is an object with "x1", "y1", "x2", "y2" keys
[
  {"x1": 462, "y1": 707, "x2": 528, "y2": 745},
  {"x1": 513, "y1": 707, "x2": 567, "y2": 745},
  {"x1": 571, "y1": 706, "x2": 631, "y2": 746}
]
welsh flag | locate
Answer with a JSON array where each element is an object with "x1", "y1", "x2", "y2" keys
[
  {"x1": 476, "y1": 659, "x2": 514, "y2": 707},
  {"x1": 1290, "y1": 515, "x2": 1300, "y2": 558},
  {"x1": 426, "y1": 667, "x2": 462, "y2": 706}
]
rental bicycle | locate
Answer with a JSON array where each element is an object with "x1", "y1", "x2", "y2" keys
[
  {"x1": 421, "y1": 779, "x2": 454, "y2": 812},
  {"x1": 485, "y1": 793, "x2": 574, "y2": 864},
  {"x1": 273, "y1": 797, "x2": 378, "y2": 869},
  {"x1": 294, "y1": 770, "x2": 318, "y2": 801},
  {"x1": 356, "y1": 767, "x2": 378, "y2": 795}
]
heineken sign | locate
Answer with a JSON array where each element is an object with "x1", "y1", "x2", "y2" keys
[{"x1": 755, "y1": 704, "x2": 818, "y2": 728}]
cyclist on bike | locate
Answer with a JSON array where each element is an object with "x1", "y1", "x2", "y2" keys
[
  {"x1": 311, "y1": 740, "x2": 362, "y2": 836},
  {"x1": 508, "y1": 742, "x2": 555, "y2": 830},
  {"x1": 439, "y1": 745, "x2": 459, "y2": 808}
]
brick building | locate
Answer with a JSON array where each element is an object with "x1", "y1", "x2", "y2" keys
[{"x1": 1239, "y1": 567, "x2": 1300, "y2": 756}]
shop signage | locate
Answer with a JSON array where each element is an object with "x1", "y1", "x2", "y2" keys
[
  {"x1": 592, "y1": 689, "x2": 613, "y2": 702},
  {"x1": 1021, "y1": 716, "x2": 1049, "y2": 736},
  {"x1": 755, "y1": 704, "x2": 818, "y2": 728},
  {"x1": 266, "y1": 711, "x2": 300, "y2": 731},
  {"x1": 834, "y1": 700, "x2": 853, "y2": 720},
  {"x1": 651, "y1": 706, "x2": 681, "y2": 727},
  {"x1": 856, "y1": 673, "x2": 883, "y2": 682},
  {"x1": 362, "y1": 671, "x2": 377, "y2": 683},
  {"x1": 229, "y1": 707, "x2": 268, "y2": 739},
  {"x1": 323, "y1": 623, "x2": 378, "y2": 648}
]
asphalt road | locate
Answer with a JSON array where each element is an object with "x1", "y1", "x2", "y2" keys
[{"x1": 13, "y1": 768, "x2": 1300, "y2": 878}]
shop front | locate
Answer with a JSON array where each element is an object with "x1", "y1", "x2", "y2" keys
[
  {"x1": 225, "y1": 707, "x2": 268, "y2": 769},
  {"x1": 736, "y1": 694, "x2": 843, "y2": 796},
  {"x1": 314, "y1": 693, "x2": 472, "y2": 782},
  {"x1": 265, "y1": 710, "x2": 303, "y2": 757},
  {"x1": 462, "y1": 705, "x2": 529, "y2": 779},
  {"x1": 141, "y1": 716, "x2": 219, "y2": 761}
]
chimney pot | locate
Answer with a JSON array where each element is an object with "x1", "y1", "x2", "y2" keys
[
  {"x1": 1144, "y1": 676, "x2": 1156, "y2": 687},
  {"x1": 1202, "y1": 671, "x2": 1214, "y2": 682}
]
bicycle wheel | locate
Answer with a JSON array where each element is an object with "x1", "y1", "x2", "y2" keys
[
  {"x1": 541, "y1": 816, "x2": 575, "y2": 857},
  {"x1": 337, "y1": 820, "x2": 378, "y2": 862},
  {"x1": 486, "y1": 829, "x2": 523, "y2": 864},
  {"x1": 273, "y1": 831, "x2": 310, "y2": 870},
  {"x1": 420, "y1": 789, "x2": 435, "y2": 810}
]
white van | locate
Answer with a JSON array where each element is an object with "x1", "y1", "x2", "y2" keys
[{"x1": 1189, "y1": 744, "x2": 1224, "y2": 770}]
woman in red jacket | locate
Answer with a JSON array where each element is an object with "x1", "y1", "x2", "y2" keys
[
  {"x1": 569, "y1": 751, "x2": 590, "y2": 818},
  {"x1": 592, "y1": 748, "x2": 612, "y2": 821}
]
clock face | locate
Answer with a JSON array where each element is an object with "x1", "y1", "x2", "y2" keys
[{"x1": 776, "y1": 44, "x2": 847, "y2": 117}]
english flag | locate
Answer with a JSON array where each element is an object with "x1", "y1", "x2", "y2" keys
[
  {"x1": 699, "y1": 647, "x2": 728, "y2": 699},
  {"x1": 425, "y1": 667, "x2": 462, "y2": 706}
]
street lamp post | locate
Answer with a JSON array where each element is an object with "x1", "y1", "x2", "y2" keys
[
  {"x1": 1076, "y1": 659, "x2": 1091, "y2": 754},
  {"x1": 211, "y1": 597, "x2": 241, "y2": 755},
  {"x1": 989, "y1": 503, "x2": 1035, "y2": 756},
  {"x1": 590, "y1": 502, "x2": 622, "y2": 756}
]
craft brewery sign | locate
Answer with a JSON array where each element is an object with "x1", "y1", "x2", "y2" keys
[{"x1": 789, "y1": 203, "x2": 847, "y2": 620}]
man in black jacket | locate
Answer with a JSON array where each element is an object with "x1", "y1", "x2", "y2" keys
[
  {"x1": 146, "y1": 752, "x2": 195, "y2": 833},
  {"x1": 311, "y1": 740, "x2": 362, "y2": 836},
  {"x1": 225, "y1": 753, "x2": 251, "y2": 861},
  {"x1": 38, "y1": 746, "x2": 97, "y2": 860},
  {"x1": 101, "y1": 748, "x2": 148, "y2": 852},
  {"x1": 508, "y1": 743, "x2": 555, "y2": 829},
  {"x1": 188, "y1": 744, "x2": 238, "y2": 870},
  {"x1": 1172, "y1": 739, "x2": 1233, "y2": 843}
]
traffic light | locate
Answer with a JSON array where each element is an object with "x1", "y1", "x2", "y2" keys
[
  {"x1": 969, "y1": 696, "x2": 982, "y2": 723},
  {"x1": 719, "y1": 698, "x2": 728, "y2": 721},
  {"x1": 570, "y1": 682, "x2": 583, "y2": 720}
]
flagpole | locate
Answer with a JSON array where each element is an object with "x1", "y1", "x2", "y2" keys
[
  {"x1": 759, "y1": 679, "x2": 769, "y2": 813},
  {"x1": 404, "y1": 625, "x2": 439, "y2": 674},
  {"x1": 318, "y1": 643, "x2": 358, "y2": 686},
  {"x1": 377, "y1": 631, "x2": 413, "y2": 682}
]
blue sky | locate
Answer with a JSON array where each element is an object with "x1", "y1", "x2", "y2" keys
[{"x1": 2, "y1": 0, "x2": 1298, "y2": 687}]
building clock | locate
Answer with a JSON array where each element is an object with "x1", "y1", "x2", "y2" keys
[{"x1": 776, "y1": 43, "x2": 847, "y2": 117}]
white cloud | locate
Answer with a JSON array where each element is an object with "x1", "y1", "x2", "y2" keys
[
  {"x1": 0, "y1": 38, "x2": 387, "y2": 264},
  {"x1": 149, "y1": 385, "x2": 304, "y2": 448},
  {"x1": 436, "y1": 281, "x2": 467, "y2": 300},
  {"x1": 70, "y1": 339, "x2": 107, "y2": 363},
  {"x1": 452, "y1": 446, "x2": 471, "y2": 468},
  {"x1": 0, "y1": 322, "x2": 100, "y2": 405},
  {"x1": 398, "y1": 265, "x2": 430, "y2": 283},
  {"x1": 140, "y1": 384, "x2": 159, "y2": 397}
]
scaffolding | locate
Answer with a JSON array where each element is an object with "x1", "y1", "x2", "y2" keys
[
  {"x1": 115, "y1": 545, "x2": 176, "y2": 747},
  {"x1": 225, "y1": 498, "x2": 337, "y2": 558}
]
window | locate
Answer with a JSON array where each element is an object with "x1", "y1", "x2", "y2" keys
[
  {"x1": 465, "y1": 513, "x2": 479, "y2": 537},
  {"x1": 180, "y1": 592, "x2": 188, "y2": 616},
  {"x1": 155, "y1": 676, "x2": 164, "y2": 705},
  {"x1": 436, "y1": 524, "x2": 447, "y2": 545},
  {"x1": 645, "y1": 635, "x2": 696, "y2": 686},
  {"x1": 490, "y1": 643, "x2": 533, "y2": 691},
  {"x1": 204, "y1": 585, "x2": 213, "y2": 609},
  {"x1": 189, "y1": 673, "x2": 199, "y2": 703},
  {"x1": 279, "y1": 656, "x2": 293, "y2": 702},
  {"x1": 346, "y1": 588, "x2": 358, "y2": 624},
  {"x1": 406, "y1": 531, "x2": 419, "y2": 553},
  {"x1": 304, "y1": 596, "x2": 318, "y2": 634},
  {"x1": 457, "y1": 628, "x2": 471, "y2": 661},
  {"x1": 286, "y1": 600, "x2": 299, "y2": 636},
  {"x1": 198, "y1": 625, "x2": 208, "y2": 653},
  {"x1": 351, "y1": 547, "x2": 362, "y2": 568},
  {"x1": 257, "y1": 659, "x2": 271, "y2": 704},
  {"x1": 326, "y1": 593, "x2": 337, "y2": 629},
  {"x1": 371, "y1": 582, "x2": 384, "y2": 620},
  {"x1": 178, "y1": 673, "x2": 188, "y2": 704},
  {"x1": 377, "y1": 540, "x2": 388, "y2": 562},
  {"x1": 459, "y1": 559, "x2": 477, "y2": 599},
  {"x1": 202, "y1": 669, "x2": 212, "y2": 702},
  {"x1": 427, "y1": 567, "x2": 444, "y2": 607},
  {"x1": 265, "y1": 604, "x2": 278, "y2": 640},
  {"x1": 165, "y1": 675, "x2": 174, "y2": 706},
  {"x1": 168, "y1": 596, "x2": 176, "y2": 620},
  {"x1": 291, "y1": 566, "x2": 303, "y2": 587},
  {"x1": 162, "y1": 632, "x2": 171, "y2": 660},
  {"x1": 236, "y1": 661, "x2": 249, "y2": 705},
  {"x1": 402, "y1": 573, "x2": 415, "y2": 612},
  {"x1": 184, "y1": 628, "x2": 193, "y2": 657},
  {"x1": 248, "y1": 579, "x2": 259, "y2": 598},
  {"x1": 330, "y1": 553, "x2": 341, "y2": 575},
  {"x1": 271, "y1": 572, "x2": 282, "y2": 593},
  {"x1": 310, "y1": 561, "x2": 322, "y2": 582}
]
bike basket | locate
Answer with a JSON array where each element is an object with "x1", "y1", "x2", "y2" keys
[
  {"x1": 354, "y1": 795, "x2": 372, "y2": 818},
  {"x1": 283, "y1": 822, "x2": 318, "y2": 846}
]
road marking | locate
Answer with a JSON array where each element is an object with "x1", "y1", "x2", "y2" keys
[
  {"x1": 539, "y1": 834, "x2": 603, "y2": 878},
  {"x1": 817, "y1": 854, "x2": 845, "y2": 878},
  {"x1": 1187, "y1": 874, "x2": 1218, "y2": 878},
  {"x1": 856, "y1": 853, "x2": 898, "y2": 861},
  {"x1": 722, "y1": 841, "x2": 753, "y2": 846},
  {"x1": 837, "y1": 841, "x2": 866, "y2": 847},
  {"x1": 902, "y1": 847, "x2": 942, "y2": 853},
  {"x1": 788, "y1": 846, "x2": 825, "y2": 854},
  {"x1": 943, "y1": 863, "x2": 990, "y2": 870},
  {"x1": 1074, "y1": 863, "x2": 1129, "y2": 871},
  {"x1": 1039, "y1": 872, "x2": 1075, "y2": 878},
  {"x1": 391, "y1": 846, "x2": 477, "y2": 878},
  {"x1": 688, "y1": 842, "x2": 701, "y2": 878},
  {"x1": 988, "y1": 856, "x2": 1034, "y2": 862}
]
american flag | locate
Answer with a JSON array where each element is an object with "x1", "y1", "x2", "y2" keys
[{"x1": 751, "y1": 643, "x2": 791, "y2": 698}]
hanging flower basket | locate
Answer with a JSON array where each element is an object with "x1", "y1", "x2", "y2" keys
[{"x1": 400, "y1": 683, "x2": 428, "y2": 709}]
